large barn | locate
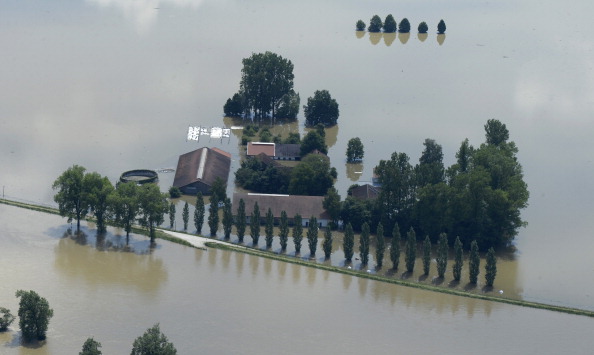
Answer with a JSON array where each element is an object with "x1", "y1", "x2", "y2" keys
[{"x1": 173, "y1": 147, "x2": 231, "y2": 195}]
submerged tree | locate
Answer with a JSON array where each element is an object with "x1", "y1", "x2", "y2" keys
[
  {"x1": 405, "y1": 227, "x2": 417, "y2": 273},
  {"x1": 292, "y1": 214, "x2": 303, "y2": 254},
  {"x1": 303, "y1": 90, "x2": 339, "y2": 127},
  {"x1": 236, "y1": 198, "x2": 246, "y2": 243},
  {"x1": 80, "y1": 337, "x2": 102, "y2": 355},
  {"x1": 265, "y1": 208, "x2": 274, "y2": 249},
  {"x1": 52, "y1": 164, "x2": 88, "y2": 233},
  {"x1": 422, "y1": 235, "x2": 431, "y2": 276},
  {"x1": 250, "y1": 202, "x2": 261, "y2": 245},
  {"x1": 375, "y1": 223, "x2": 385, "y2": 269},
  {"x1": 169, "y1": 202, "x2": 176, "y2": 229},
  {"x1": 436, "y1": 233, "x2": 448, "y2": 278},
  {"x1": 437, "y1": 19, "x2": 446, "y2": 34},
  {"x1": 131, "y1": 323, "x2": 177, "y2": 355},
  {"x1": 15, "y1": 290, "x2": 53, "y2": 342},
  {"x1": 368, "y1": 15, "x2": 383, "y2": 33},
  {"x1": 390, "y1": 223, "x2": 401, "y2": 270},
  {"x1": 208, "y1": 193, "x2": 219, "y2": 236},
  {"x1": 323, "y1": 226, "x2": 333, "y2": 259},
  {"x1": 356, "y1": 19, "x2": 366, "y2": 31},
  {"x1": 0, "y1": 307, "x2": 15, "y2": 332},
  {"x1": 359, "y1": 222, "x2": 370, "y2": 265},
  {"x1": 399, "y1": 18, "x2": 411, "y2": 33},
  {"x1": 323, "y1": 187, "x2": 341, "y2": 229},
  {"x1": 194, "y1": 192, "x2": 205, "y2": 234},
  {"x1": 346, "y1": 137, "x2": 364, "y2": 163},
  {"x1": 108, "y1": 181, "x2": 139, "y2": 241},
  {"x1": 182, "y1": 202, "x2": 189, "y2": 231},
  {"x1": 307, "y1": 216, "x2": 318, "y2": 257},
  {"x1": 137, "y1": 184, "x2": 168, "y2": 244},
  {"x1": 418, "y1": 21, "x2": 428, "y2": 34},
  {"x1": 452, "y1": 236, "x2": 463, "y2": 281},
  {"x1": 485, "y1": 247, "x2": 497, "y2": 287},
  {"x1": 279, "y1": 210, "x2": 289, "y2": 251},
  {"x1": 222, "y1": 198, "x2": 233, "y2": 239},
  {"x1": 383, "y1": 14, "x2": 397, "y2": 33},
  {"x1": 344, "y1": 223, "x2": 355, "y2": 263},
  {"x1": 469, "y1": 240, "x2": 480, "y2": 284},
  {"x1": 83, "y1": 172, "x2": 114, "y2": 233}
]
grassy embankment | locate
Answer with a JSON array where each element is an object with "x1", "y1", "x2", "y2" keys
[{"x1": 2, "y1": 197, "x2": 593, "y2": 318}]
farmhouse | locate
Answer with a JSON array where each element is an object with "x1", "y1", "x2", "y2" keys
[
  {"x1": 246, "y1": 142, "x2": 300, "y2": 161},
  {"x1": 232, "y1": 192, "x2": 330, "y2": 227},
  {"x1": 173, "y1": 147, "x2": 231, "y2": 195}
]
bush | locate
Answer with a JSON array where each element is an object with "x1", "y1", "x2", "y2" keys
[
  {"x1": 418, "y1": 21, "x2": 428, "y2": 34},
  {"x1": 168, "y1": 186, "x2": 181, "y2": 198},
  {"x1": 356, "y1": 20, "x2": 366, "y2": 31}
]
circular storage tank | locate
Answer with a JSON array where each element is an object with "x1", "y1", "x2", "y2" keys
[{"x1": 119, "y1": 169, "x2": 159, "y2": 184}]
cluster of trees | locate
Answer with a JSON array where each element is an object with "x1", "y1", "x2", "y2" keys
[
  {"x1": 357, "y1": 15, "x2": 446, "y2": 34},
  {"x1": 329, "y1": 119, "x2": 529, "y2": 251},
  {"x1": 52, "y1": 165, "x2": 170, "y2": 244},
  {"x1": 240, "y1": 124, "x2": 301, "y2": 146},
  {"x1": 0, "y1": 290, "x2": 53, "y2": 342},
  {"x1": 224, "y1": 52, "x2": 340, "y2": 127},
  {"x1": 346, "y1": 137, "x2": 364, "y2": 163}
]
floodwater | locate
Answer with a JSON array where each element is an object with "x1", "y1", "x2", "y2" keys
[{"x1": 1, "y1": 0, "x2": 594, "y2": 353}]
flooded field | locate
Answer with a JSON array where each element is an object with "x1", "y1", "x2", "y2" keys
[{"x1": 1, "y1": 0, "x2": 594, "y2": 353}]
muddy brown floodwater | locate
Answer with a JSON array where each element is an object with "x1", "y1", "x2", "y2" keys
[{"x1": 1, "y1": 0, "x2": 594, "y2": 353}]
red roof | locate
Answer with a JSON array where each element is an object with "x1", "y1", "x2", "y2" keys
[{"x1": 247, "y1": 142, "x2": 275, "y2": 157}]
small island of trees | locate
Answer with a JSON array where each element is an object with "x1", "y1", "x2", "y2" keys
[{"x1": 356, "y1": 15, "x2": 446, "y2": 35}]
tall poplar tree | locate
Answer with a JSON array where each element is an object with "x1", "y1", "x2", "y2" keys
[
  {"x1": 485, "y1": 247, "x2": 497, "y2": 287},
  {"x1": 182, "y1": 201, "x2": 189, "y2": 231},
  {"x1": 236, "y1": 198, "x2": 246, "y2": 243},
  {"x1": 469, "y1": 240, "x2": 480, "y2": 284},
  {"x1": 169, "y1": 202, "x2": 176, "y2": 229},
  {"x1": 390, "y1": 223, "x2": 401, "y2": 270},
  {"x1": 292, "y1": 214, "x2": 303, "y2": 254},
  {"x1": 279, "y1": 210, "x2": 289, "y2": 251},
  {"x1": 453, "y1": 236, "x2": 463, "y2": 281},
  {"x1": 193, "y1": 192, "x2": 205, "y2": 234},
  {"x1": 375, "y1": 223, "x2": 385, "y2": 269},
  {"x1": 250, "y1": 202, "x2": 260, "y2": 245},
  {"x1": 422, "y1": 235, "x2": 431, "y2": 276},
  {"x1": 323, "y1": 226, "x2": 333, "y2": 259},
  {"x1": 405, "y1": 227, "x2": 417, "y2": 273},
  {"x1": 307, "y1": 216, "x2": 318, "y2": 257},
  {"x1": 343, "y1": 223, "x2": 354, "y2": 262},
  {"x1": 359, "y1": 222, "x2": 370, "y2": 265},
  {"x1": 265, "y1": 208, "x2": 274, "y2": 248},
  {"x1": 436, "y1": 233, "x2": 448, "y2": 278},
  {"x1": 222, "y1": 198, "x2": 233, "y2": 239},
  {"x1": 208, "y1": 193, "x2": 219, "y2": 236}
]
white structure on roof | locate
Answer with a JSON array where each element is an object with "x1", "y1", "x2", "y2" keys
[{"x1": 187, "y1": 126, "x2": 231, "y2": 141}]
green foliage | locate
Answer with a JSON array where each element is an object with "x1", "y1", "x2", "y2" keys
[
  {"x1": 259, "y1": 127, "x2": 272, "y2": 142},
  {"x1": 484, "y1": 118, "x2": 509, "y2": 146},
  {"x1": 109, "y1": 182, "x2": 139, "y2": 239},
  {"x1": 276, "y1": 90, "x2": 300, "y2": 119},
  {"x1": 279, "y1": 210, "x2": 289, "y2": 250},
  {"x1": 223, "y1": 92, "x2": 244, "y2": 117},
  {"x1": 235, "y1": 156, "x2": 291, "y2": 194},
  {"x1": 453, "y1": 236, "x2": 463, "y2": 281},
  {"x1": 209, "y1": 177, "x2": 227, "y2": 205},
  {"x1": 359, "y1": 222, "x2": 370, "y2": 265},
  {"x1": 375, "y1": 152, "x2": 415, "y2": 233},
  {"x1": 422, "y1": 235, "x2": 431, "y2": 276},
  {"x1": 368, "y1": 15, "x2": 382, "y2": 32},
  {"x1": 437, "y1": 19, "x2": 446, "y2": 34},
  {"x1": 300, "y1": 130, "x2": 328, "y2": 156},
  {"x1": 383, "y1": 14, "x2": 397, "y2": 33},
  {"x1": 168, "y1": 186, "x2": 181, "y2": 198},
  {"x1": 208, "y1": 193, "x2": 219, "y2": 236},
  {"x1": 250, "y1": 202, "x2": 260, "y2": 245},
  {"x1": 292, "y1": 214, "x2": 303, "y2": 254},
  {"x1": 346, "y1": 137, "x2": 364, "y2": 163},
  {"x1": 323, "y1": 226, "x2": 333, "y2": 258},
  {"x1": 193, "y1": 192, "x2": 205, "y2": 234},
  {"x1": 0, "y1": 307, "x2": 15, "y2": 332},
  {"x1": 340, "y1": 196, "x2": 373, "y2": 232},
  {"x1": 80, "y1": 337, "x2": 102, "y2": 355},
  {"x1": 15, "y1": 290, "x2": 53, "y2": 342},
  {"x1": 485, "y1": 247, "x2": 497, "y2": 287},
  {"x1": 222, "y1": 198, "x2": 233, "y2": 239},
  {"x1": 375, "y1": 223, "x2": 385, "y2": 269},
  {"x1": 356, "y1": 19, "x2": 366, "y2": 31},
  {"x1": 436, "y1": 233, "x2": 448, "y2": 278},
  {"x1": 83, "y1": 172, "x2": 114, "y2": 233},
  {"x1": 236, "y1": 199, "x2": 246, "y2": 243},
  {"x1": 416, "y1": 138, "x2": 445, "y2": 186},
  {"x1": 469, "y1": 240, "x2": 480, "y2": 284},
  {"x1": 288, "y1": 154, "x2": 334, "y2": 196},
  {"x1": 283, "y1": 132, "x2": 301, "y2": 144},
  {"x1": 323, "y1": 187, "x2": 341, "y2": 228},
  {"x1": 265, "y1": 208, "x2": 274, "y2": 248},
  {"x1": 131, "y1": 323, "x2": 177, "y2": 355},
  {"x1": 307, "y1": 216, "x2": 318, "y2": 257},
  {"x1": 138, "y1": 184, "x2": 168, "y2": 244},
  {"x1": 238, "y1": 51, "x2": 296, "y2": 120},
  {"x1": 52, "y1": 164, "x2": 87, "y2": 232},
  {"x1": 343, "y1": 223, "x2": 354, "y2": 262},
  {"x1": 418, "y1": 21, "x2": 428, "y2": 34},
  {"x1": 390, "y1": 223, "x2": 401, "y2": 270},
  {"x1": 303, "y1": 90, "x2": 339, "y2": 127},
  {"x1": 242, "y1": 124, "x2": 258, "y2": 137},
  {"x1": 169, "y1": 202, "x2": 176, "y2": 229},
  {"x1": 182, "y1": 202, "x2": 189, "y2": 231},
  {"x1": 399, "y1": 18, "x2": 411, "y2": 33},
  {"x1": 405, "y1": 227, "x2": 417, "y2": 273}
]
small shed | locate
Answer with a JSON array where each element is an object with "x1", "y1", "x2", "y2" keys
[{"x1": 173, "y1": 147, "x2": 231, "y2": 195}]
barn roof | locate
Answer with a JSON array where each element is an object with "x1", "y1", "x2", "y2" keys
[
  {"x1": 247, "y1": 142, "x2": 275, "y2": 157},
  {"x1": 232, "y1": 193, "x2": 330, "y2": 220},
  {"x1": 350, "y1": 184, "x2": 380, "y2": 200},
  {"x1": 173, "y1": 147, "x2": 231, "y2": 189},
  {"x1": 275, "y1": 144, "x2": 300, "y2": 158}
]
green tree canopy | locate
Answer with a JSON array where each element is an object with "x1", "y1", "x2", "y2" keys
[
  {"x1": 288, "y1": 154, "x2": 334, "y2": 196},
  {"x1": 323, "y1": 226, "x2": 333, "y2": 259},
  {"x1": 359, "y1": 222, "x2": 370, "y2": 265},
  {"x1": 343, "y1": 223, "x2": 355, "y2": 262},
  {"x1": 307, "y1": 216, "x2": 318, "y2": 257},
  {"x1": 300, "y1": 130, "x2": 328, "y2": 156},
  {"x1": 236, "y1": 198, "x2": 247, "y2": 243},
  {"x1": 469, "y1": 240, "x2": 480, "y2": 284},
  {"x1": 485, "y1": 247, "x2": 497, "y2": 287},
  {"x1": 405, "y1": 227, "x2": 417, "y2": 273},
  {"x1": 83, "y1": 172, "x2": 114, "y2": 233},
  {"x1": 399, "y1": 18, "x2": 411, "y2": 33},
  {"x1": 422, "y1": 235, "x2": 431, "y2": 275},
  {"x1": 208, "y1": 193, "x2": 220, "y2": 236},
  {"x1": 484, "y1": 118, "x2": 509, "y2": 146},
  {"x1": 131, "y1": 324, "x2": 177, "y2": 355},
  {"x1": 108, "y1": 182, "x2": 139, "y2": 240},
  {"x1": 346, "y1": 137, "x2": 364, "y2": 163},
  {"x1": 436, "y1": 233, "x2": 448, "y2": 278},
  {"x1": 383, "y1": 14, "x2": 397, "y2": 33},
  {"x1": 138, "y1": 184, "x2": 168, "y2": 244},
  {"x1": 279, "y1": 210, "x2": 289, "y2": 250},
  {"x1": 265, "y1": 208, "x2": 274, "y2": 248},
  {"x1": 390, "y1": 223, "x2": 401, "y2": 270},
  {"x1": 52, "y1": 164, "x2": 87, "y2": 232},
  {"x1": 194, "y1": 192, "x2": 205, "y2": 234},
  {"x1": 80, "y1": 337, "x2": 102, "y2": 355},
  {"x1": 356, "y1": 20, "x2": 366, "y2": 31},
  {"x1": 437, "y1": 19, "x2": 446, "y2": 34},
  {"x1": 303, "y1": 90, "x2": 339, "y2": 127},
  {"x1": 323, "y1": 187, "x2": 341, "y2": 228},
  {"x1": 375, "y1": 223, "x2": 385, "y2": 269},
  {"x1": 418, "y1": 21, "x2": 428, "y2": 34},
  {"x1": 15, "y1": 290, "x2": 54, "y2": 342},
  {"x1": 293, "y1": 214, "x2": 303, "y2": 254},
  {"x1": 368, "y1": 15, "x2": 382, "y2": 32},
  {"x1": 222, "y1": 198, "x2": 233, "y2": 239},
  {"x1": 452, "y1": 236, "x2": 463, "y2": 281},
  {"x1": 182, "y1": 202, "x2": 189, "y2": 231},
  {"x1": 250, "y1": 201, "x2": 260, "y2": 245},
  {"x1": 0, "y1": 307, "x2": 15, "y2": 332},
  {"x1": 223, "y1": 93, "x2": 244, "y2": 117},
  {"x1": 169, "y1": 202, "x2": 176, "y2": 229}
]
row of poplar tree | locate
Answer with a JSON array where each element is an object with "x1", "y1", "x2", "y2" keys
[{"x1": 189, "y1": 193, "x2": 497, "y2": 288}]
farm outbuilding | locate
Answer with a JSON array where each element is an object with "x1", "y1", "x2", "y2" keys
[{"x1": 173, "y1": 147, "x2": 231, "y2": 195}]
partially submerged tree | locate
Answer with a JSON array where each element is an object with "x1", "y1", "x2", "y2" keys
[
  {"x1": 343, "y1": 223, "x2": 355, "y2": 263},
  {"x1": 436, "y1": 233, "x2": 448, "y2": 278},
  {"x1": 15, "y1": 290, "x2": 54, "y2": 342},
  {"x1": 307, "y1": 216, "x2": 318, "y2": 257},
  {"x1": 323, "y1": 226, "x2": 333, "y2": 259},
  {"x1": 222, "y1": 198, "x2": 233, "y2": 239},
  {"x1": 375, "y1": 223, "x2": 385, "y2": 269},
  {"x1": 193, "y1": 192, "x2": 205, "y2": 234},
  {"x1": 356, "y1": 19, "x2": 366, "y2": 31},
  {"x1": 323, "y1": 187, "x2": 341, "y2": 229},
  {"x1": 368, "y1": 15, "x2": 383, "y2": 32},
  {"x1": 80, "y1": 337, "x2": 102, "y2": 355},
  {"x1": 292, "y1": 214, "x2": 303, "y2": 254},
  {"x1": 405, "y1": 227, "x2": 417, "y2": 273},
  {"x1": 83, "y1": 172, "x2": 114, "y2": 233},
  {"x1": 108, "y1": 182, "x2": 139, "y2": 241},
  {"x1": 169, "y1": 202, "x2": 176, "y2": 229},
  {"x1": 182, "y1": 202, "x2": 189, "y2": 231},
  {"x1": 359, "y1": 222, "x2": 370, "y2": 265},
  {"x1": 469, "y1": 240, "x2": 480, "y2": 284},
  {"x1": 265, "y1": 208, "x2": 274, "y2": 248},
  {"x1": 383, "y1": 14, "x2": 397, "y2": 33},
  {"x1": 279, "y1": 210, "x2": 289, "y2": 251},
  {"x1": 452, "y1": 236, "x2": 463, "y2": 281},
  {"x1": 303, "y1": 90, "x2": 339, "y2": 127},
  {"x1": 137, "y1": 184, "x2": 168, "y2": 245},
  {"x1": 131, "y1": 323, "x2": 177, "y2": 355},
  {"x1": 208, "y1": 193, "x2": 219, "y2": 236},
  {"x1": 485, "y1": 247, "x2": 497, "y2": 287},
  {"x1": 437, "y1": 19, "x2": 446, "y2": 34},
  {"x1": 346, "y1": 137, "x2": 364, "y2": 163},
  {"x1": 399, "y1": 18, "x2": 411, "y2": 33},
  {"x1": 52, "y1": 164, "x2": 87, "y2": 232},
  {"x1": 422, "y1": 235, "x2": 431, "y2": 276},
  {"x1": 0, "y1": 307, "x2": 15, "y2": 332},
  {"x1": 390, "y1": 223, "x2": 401, "y2": 270},
  {"x1": 418, "y1": 21, "x2": 428, "y2": 34},
  {"x1": 250, "y1": 202, "x2": 260, "y2": 245},
  {"x1": 236, "y1": 198, "x2": 247, "y2": 243}
]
